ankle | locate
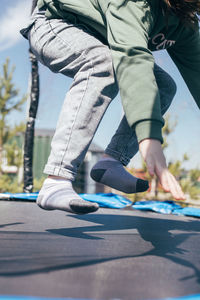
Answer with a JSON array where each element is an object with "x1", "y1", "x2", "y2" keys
[
  {"x1": 44, "y1": 176, "x2": 71, "y2": 186},
  {"x1": 101, "y1": 154, "x2": 118, "y2": 162},
  {"x1": 48, "y1": 175, "x2": 67, "y2": 180},
  {"x1": 102, "y1": 154, "x2": 112, "y2": 158}
]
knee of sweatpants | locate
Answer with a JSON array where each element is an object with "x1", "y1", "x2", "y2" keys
[
  {"x1": 168, "y1": 75, "x2": 177, "y2": 99},
  {"x1": 166, "y1": 75, "x2": 177, "y2": 110},
  {"x1": 160, "y1": 73, "x2": 177, "y2": 114}
]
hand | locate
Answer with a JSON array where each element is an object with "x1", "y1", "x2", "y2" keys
[{"x1": 139, "y1": 139, "x2": 185, "y2": 200}]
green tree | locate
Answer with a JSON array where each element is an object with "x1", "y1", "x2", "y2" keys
[
  {"x1": 161, "y1": 115, "x2": 200, "y2": 201},
  {"x1": 162, "y1": 114, "x2": 177, "y2": 150},
  {"x1": 4, "y1": 140, "x2": 23, "y2": 169},
  {"x1": 189, "y1": 169, "x2": 200, "y2": 182},
  {"x1": 0, "y1": 59, "x2": 27, "y2": 174}
]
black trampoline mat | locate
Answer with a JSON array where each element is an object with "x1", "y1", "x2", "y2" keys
[{"x1": 0, "y1": 201, "x2": 199, "y2": 300}]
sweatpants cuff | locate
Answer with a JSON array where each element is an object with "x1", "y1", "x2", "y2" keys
[
  {"x1": 104, "y1": 148, "x2": 130, "y2": 166},
  {"x1": 43, "y1": 165, "x2": 76, "y2": 181}
]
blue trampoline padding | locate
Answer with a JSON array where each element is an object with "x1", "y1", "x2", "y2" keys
[
  {"x1": 80, "y1": 193, "x2": 132, "y2": 208},
  {"x1": 1, "y1": 295, "x2": 200, "y2": 300},
  {"x1": 1, "y1": 192, "x2": 200, "y2": 217},
  {"x1": 133, "y1": 200, "x2": 181, "y2": 214},
  {"x1": 155, "y1": 294, "x2": 200, "y2": 300},
  {"x1": 173, "y1": 207, "x2": 200, "y2": 218},
  {"x1": 0, "y1": 297, "x2": 90, "y2": 300},
  {"x1": 0, "y1": 192, "x2": 132, "y2": 209},
  {"x1": 133, "y1": 200, "x2": 200, "y2": 218},
  {"x1": 0, "y1": 193, "x2": 39, "y2": 201}
]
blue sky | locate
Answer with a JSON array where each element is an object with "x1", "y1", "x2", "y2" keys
[{"x1": 0, "y1": 0, "x2": 200, "y2": 170}]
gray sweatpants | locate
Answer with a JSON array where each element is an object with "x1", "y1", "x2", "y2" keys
[{"x1": 27, "y1": 9, "x2": 176, "y2": 180}]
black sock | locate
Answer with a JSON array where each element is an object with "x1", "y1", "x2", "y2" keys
[{"x1": 90, "y1": 157, "x2": 149, "y2": 194}]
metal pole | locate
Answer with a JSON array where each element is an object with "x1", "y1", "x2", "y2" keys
[{"x1": 23, "y1": 0, "x2": 40, "y2": 192}]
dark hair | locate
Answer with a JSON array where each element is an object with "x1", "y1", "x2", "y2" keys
[{"x1": 162, "y1": 0, "x2": 200, "y2": 27}]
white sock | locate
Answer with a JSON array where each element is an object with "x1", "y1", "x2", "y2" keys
[{"x1": 37, "y1": 177, "x2": 99, "y2": 214}]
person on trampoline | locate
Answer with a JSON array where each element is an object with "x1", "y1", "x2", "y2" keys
[{"x1": 21, "y1": 0, "x2": 200, "y2": 214}]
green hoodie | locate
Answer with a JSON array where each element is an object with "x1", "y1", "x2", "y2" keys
[{"x1": 37, "y1": 0, "x2": 200, "y2": 143}]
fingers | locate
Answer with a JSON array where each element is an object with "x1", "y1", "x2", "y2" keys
[
  {"x1": 168, "y1": 173, "x2": 185, "y2": 200},
  {"x1": 158, "y1": 169, "x2": 185, "y2": 200},
  {"x1": 148, "y1": 161, "x2": 185, "y2": 200},
  {"x1": 139, "y1": 138, "x2": 185, "y2": 200}
]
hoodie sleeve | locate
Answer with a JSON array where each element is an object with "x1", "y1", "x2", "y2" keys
[
  {"x1": 105, "y1": 0, "x2": 164, "y2": 143},
  {"x1": 167, "y1": 25, "x2": 200, "y2": 110}
]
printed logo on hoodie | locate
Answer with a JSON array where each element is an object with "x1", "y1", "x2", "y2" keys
[{"x1": 149, "y1": 33, "x2": 176, "y2": 50}]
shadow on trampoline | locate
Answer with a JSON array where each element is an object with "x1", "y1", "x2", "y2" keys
[
  {"x1": 0, "y1": 213, "x2": 199, "y2": 284},
  {"x1": 0, "y1": 222, "x2": 24, "y2": 228},
  {"x1": 51, "y1": 214, "x2": 200, "y2": 281}
]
